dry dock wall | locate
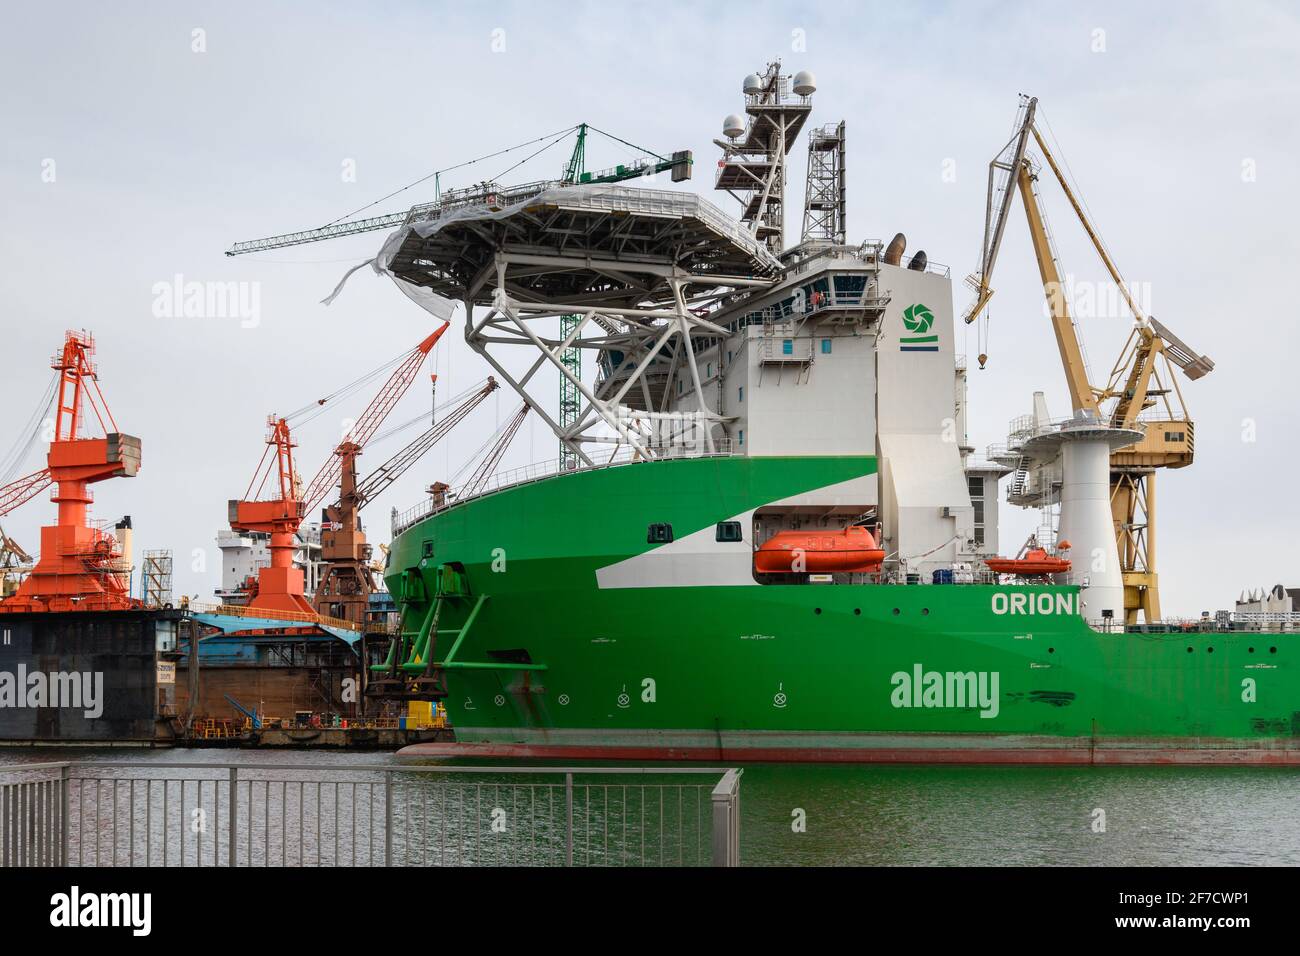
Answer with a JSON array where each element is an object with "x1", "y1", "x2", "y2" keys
[{"x1": 0, "y1": 611, "x2": 171, "y2": 743}]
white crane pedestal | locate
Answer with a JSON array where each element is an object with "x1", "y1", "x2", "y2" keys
[{"x1": 1024, "y1": 416, "x2": 1143, "y2": 627}]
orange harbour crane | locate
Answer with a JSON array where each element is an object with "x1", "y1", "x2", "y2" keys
[
  {"x1": 0, "y1": 331, "x2": 141, "y2": 613},
  {"x1": 314, "y1": 376, "x2": 500, "y2": 625},
  {"x1": 229, "y1": 322, "x2": 449, "y2": 618}
]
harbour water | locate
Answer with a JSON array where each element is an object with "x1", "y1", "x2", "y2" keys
[{"x1": 4, "y1": 750, "x2": 1298, "y2": 866}]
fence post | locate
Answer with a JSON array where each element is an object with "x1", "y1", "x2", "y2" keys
[
  {"x1": 710, "y1": 769, "x2": 743, "y2": 867},
  {"x1": 228, "y1": 767, "x2": 238, "y2": 867},
  {"x1": 60, "y1": 765, "x2": 70, "y2": 866},
  {"x1": 384, "y1": 771, "x2": 394, "y2": 866},
  {"x1": 565, "y1": 772, "x2": 574, "y2": 867}
]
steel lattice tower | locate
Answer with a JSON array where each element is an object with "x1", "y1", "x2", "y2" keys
[
  {"x1": 559, "y1": 314, "x2": 581, "y2": 468},
  {"x1": 801, "y1": 121, "x2": 846, "y2": 244}
]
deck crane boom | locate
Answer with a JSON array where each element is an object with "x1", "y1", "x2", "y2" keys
[
  {"x1": 229, "y1": 322, "x2": 449, "y2": 617},
  {"x1": 966, "y1": 95, "x2": 1215, "y2": 624},
  {"x1": 313, "y1": 377, "x2": 500, "y2": 625},
  {"x1": 0, "y1": 468, "x2": 53, "y2": 518},
  {"x1": 462, "y1": 403, "x2": 530, "y2": 500}
]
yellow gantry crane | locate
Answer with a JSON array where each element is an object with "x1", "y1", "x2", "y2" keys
[{"x1": 965, "y1": 95, "x2": 1215, "y2": 624}]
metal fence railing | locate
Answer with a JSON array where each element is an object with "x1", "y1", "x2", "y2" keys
[{"x1": 0, "y1": 763, "x2": 742, "y2": 868}]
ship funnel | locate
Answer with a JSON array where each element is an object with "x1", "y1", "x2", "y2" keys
[
  {"x1": 883, "y1": 233, "x2": 906, "y2": 266},
  {"x1": 114, "y1": 516, "x2": 133, "y2": 576},
  {"x1": 907, "y1": 250, "x2": 928, "y2": 271}
]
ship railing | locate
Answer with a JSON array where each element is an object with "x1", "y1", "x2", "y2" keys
[
  {"x1": 1229, "y1": 611, "x2": 1300, "y2": 629},
  {"x1": 392, "y1": 441, "x2": 740, "y2": 536},
  {"x1": 1001, "y1": 414, "x2": 1149, "y2": 448},
  {"x1": 898, "y1": 252, "x2": 951, "y2": 277},
  {"x1": 0, "y1": 762, "x2": 744, "y2": 868},
  {"x1": 734, "y1": 285, "x2": 889, "y2": 331}
]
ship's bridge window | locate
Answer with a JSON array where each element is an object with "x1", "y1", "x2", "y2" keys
[
  {"x1": 647, "y1": 523, "x2": 674, "y2": 544},
  {"x1": 716, "y1": 521, "x2": 744, "y2": 543},
  {"x1": 821, "y1": 338, "x2": 832, "y2": 354}
]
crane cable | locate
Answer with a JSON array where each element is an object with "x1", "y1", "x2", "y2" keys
[
  {"x1": 368, "y1": 378, "x2": 491, "y2": 447},
  {"x1": 282, "y1": 348, "x2": 414, "y2": 426},
  {"x1": 487, "y1": 127, "x2": 581, "y2": 184},
  {"x1": 1, "y1": 372, "x2": 58, "y2": 484},
  {"x1": 319, "y1": 125, "x2": 581, "y2": 230},
  {"x1": 1039, "y1": 107, "x2": 1120, "y2": 283},
  {"x1": 586, "y1": 125, "x2": 671, "y2": 164},
  {"x1": 449, "y1": 407, "x2": 522, "y2": 485}
]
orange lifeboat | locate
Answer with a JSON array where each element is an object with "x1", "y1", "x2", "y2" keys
[
  {"x1": 754, "y1": 525, "x2": 885, "y2": 575},
  {"x1": 985, "y1": 548, "x2": 1071, "y2": 576}
]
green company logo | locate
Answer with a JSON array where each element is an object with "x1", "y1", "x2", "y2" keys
[
  {"x1": 900, "y1": 303, "x2": 939, "y2": 352},
  {"x1": 902, "y1": 303, "x2": 934, "y2": 332}
]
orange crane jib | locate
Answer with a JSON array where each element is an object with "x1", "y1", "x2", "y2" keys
[
  {"x1": 311, "y1": 376, "x2": 498, "y2": 626},
  {"x1": 228, "y1": 323, "x2": 449, "y2": 618}
]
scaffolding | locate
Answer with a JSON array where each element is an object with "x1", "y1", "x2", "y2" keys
[{"x1": 143, "y1": 549, "x2": 173, "y2": 608}]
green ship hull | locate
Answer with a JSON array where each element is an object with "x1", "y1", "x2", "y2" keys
[{"x1": 384, "y1": 456, "x2": 1300, "y2": 764}]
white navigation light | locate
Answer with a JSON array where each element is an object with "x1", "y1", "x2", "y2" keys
[
  {"x1": 723, "y1": 114, "x2": 745, "y2": 139},
  {"x1": 793, "y1": 70, "x2": 817, "y2": 96},
  {"x1": 743, "y1": 73, "x2": 763, "y2": 96}
]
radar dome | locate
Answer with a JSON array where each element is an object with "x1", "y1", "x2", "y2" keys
[
  {"x1": 743, "y1": 74, "x2": 763, "y2": 95},
  {"x1": 722, "y1": 114, "x2": 745, "y2": 139},
  {"x1": 793, "y1": 70, "x2": 817, "y2": 96}
]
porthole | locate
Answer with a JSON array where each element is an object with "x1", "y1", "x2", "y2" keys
[
  {"x1": 891, "y1": 608, "x2": 900, "y2": 616},
  {"x1": 853, "y1": 608, "x2": 861, "y2": 616},
  {"x1": 921, "y1": 608, "x2": 930, "y2": 617},
  {"x1": 814, "y1": 607, "x2": 822, "y2": 616}
]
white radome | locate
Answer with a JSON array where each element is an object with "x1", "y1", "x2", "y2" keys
[
  {"x1": 743, "y1": 74, "x2": 763, "y2": 95},
  {"x1": 722, "y1": 114, "x2": 746, "y2": 139},
  {"x1": 793, "y1": 70, "x2": 817, "y2": 96}
]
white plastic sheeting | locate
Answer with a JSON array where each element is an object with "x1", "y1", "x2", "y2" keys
[{"x1": 320, "y1": 254, "x2": 458, "y2": 321}]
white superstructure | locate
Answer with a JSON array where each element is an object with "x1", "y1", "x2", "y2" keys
[{"x1": 215, "y1": 523, "x2": 323, "y2": 604}]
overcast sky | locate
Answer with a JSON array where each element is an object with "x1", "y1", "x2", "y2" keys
[{"x1": 1, "y1": 0, "x2": 1296, "y2": 616}]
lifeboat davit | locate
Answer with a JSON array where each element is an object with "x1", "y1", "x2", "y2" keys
[
  {"x1": 985, "y1": 548, "x2": 1071, "y2": 576},
  {"x1": 754, "y1": 526, "x2": 885, "y2": 574}
]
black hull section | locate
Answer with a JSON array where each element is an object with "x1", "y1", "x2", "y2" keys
[{"x1": 0, "y1": 610, "x2": 179, "y2": 744}]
